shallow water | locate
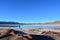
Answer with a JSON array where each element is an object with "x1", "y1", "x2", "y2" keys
[
  {"x1": 0, "y1": 26, "x2": 60, "y2": 29},
  {"x1": 20, "y1": 26, "x2": 60, "y2": 29}
]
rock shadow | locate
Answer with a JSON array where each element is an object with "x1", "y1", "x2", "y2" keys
[
  {"x1": 14, "y1": 29, "x2": 26, "y2": 34},
  {"x1": 30, "y1": 35, "x2": 55, "y2": 40}
]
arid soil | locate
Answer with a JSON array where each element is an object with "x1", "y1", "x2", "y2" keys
[{"x1": 0, "y1": 29, "x2": 59, "y2": 40}]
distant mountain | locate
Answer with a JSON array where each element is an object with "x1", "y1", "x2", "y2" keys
[
  {"x1": 45, "y1": 21, "x2": 60, "y2": 24},
  {"x1": 21, "y1": 21, "x2": 60, "y2": 26},
  {"x1": 0, "y1": 21, "x2": 20, "y2": 24},
  {"x1": 53, "y1": 21, "x2": 60, "y2": 24}
]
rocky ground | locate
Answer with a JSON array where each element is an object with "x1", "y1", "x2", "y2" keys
[{"x1": 0, "y1": 29, "x2": 60, "y2": 40}]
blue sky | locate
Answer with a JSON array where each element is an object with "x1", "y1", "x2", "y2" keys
[{"x1": 0, "y1": 0, "x2": 60, "y2": 23}]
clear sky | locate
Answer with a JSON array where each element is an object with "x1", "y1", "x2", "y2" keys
[{"x1": 0, "y1": 0, "x2": 60, "y2": 23}]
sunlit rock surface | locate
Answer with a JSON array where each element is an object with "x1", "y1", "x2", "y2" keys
[{"x1": 0, "y1": 29, "x2": 60, "y2": 40}]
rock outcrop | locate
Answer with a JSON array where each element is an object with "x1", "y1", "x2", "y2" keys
[
  {"x1": 41, "y1": 31, "x2": 60, "y2": 40},
  {"x1": 0, "y1": 29, "x2": 54, "y2": 40}
]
